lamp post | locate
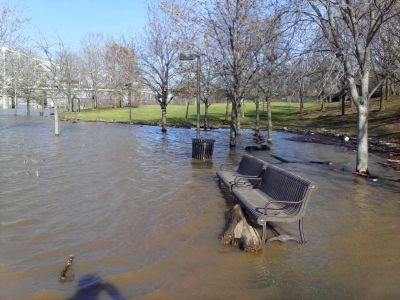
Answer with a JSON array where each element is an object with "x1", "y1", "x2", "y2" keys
[
  {"x1": 179, "y1": 52, "x2": 201, "y2": 137},
  {"x1": 180, "y1": 52, "x2": 215, "y2": 160}
]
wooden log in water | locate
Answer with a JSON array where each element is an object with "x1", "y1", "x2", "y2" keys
[
  {"x1": 270, "y1": 154, "x2": 291, "y2": 163},
  {"x1": 59, "y1": 254, "x2": 75, "y2": 283},
  {"x1": 271, "y1": 154, "x2": 332, "y2": 165},
  {"x1": 245, "y1": 144, "x2": 270, "y2": 152},
  {"x1": 387, "y1": 159, "x2": 400, "y2": 164},
  {"x1": 221, "y1": 204, "x2": 261, "y2": 252}
]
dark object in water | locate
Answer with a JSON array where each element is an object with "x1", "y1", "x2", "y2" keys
[
  {"x1": 245, "y1": 144, "x2": 270, "y2": 152},
  {"x1": 270, "y1": 154, "x2": 290, "y2": 163},
  {"x1": 253, "y1": 134, "x2": 265, "y2": 144},
  {"x1": 310, "y1": 160, "x2": 333, "y2": 165},
  {"x1": 68, "y1": 274, "x2": 124, "y2": 300},
  {"x1": 60, "y1": 254, "x2": 75, "y2": 282},
  {"x1": 271, "y1": 154, "x2": 332, "y2": 165}
]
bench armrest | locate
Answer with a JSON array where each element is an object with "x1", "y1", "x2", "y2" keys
[
  {"x1": 264, "y1": 199, "x2": 304, "y2": 212},
  {"x1": 219, "y1": 163, "x2": 235, "y2": 171},
  {"x1": 234, "y1": 175, "x2": 260, "y2": 184},
  {"x1": 231, "y1": 176, "x2": 261, "y2": 188}
]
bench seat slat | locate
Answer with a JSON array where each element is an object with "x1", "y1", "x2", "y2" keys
[{"x1": 232, "y1": 187, "x2": 300, "y2": 224}]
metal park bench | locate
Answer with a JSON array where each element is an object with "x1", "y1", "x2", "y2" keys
[
  {"x1": 216, "y1": 154, "x2": 267, "y2": 191},
  {"x1": 232, "y1": 164, "x2": 316, "y2": 244}
]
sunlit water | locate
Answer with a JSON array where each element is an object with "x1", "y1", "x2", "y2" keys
[{"x1": 1, "y1": 109, "x2": 400, "y2": 300}]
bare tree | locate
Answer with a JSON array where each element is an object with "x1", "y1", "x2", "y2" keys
[
  {"x1": 104, "y1": 39, "x2": 139, "y2": 109},
  {"x1": 203, "y1": 0, "x2": 266, "y2": 147},
  {"x1": 80, "y1": 33, "x2": 106, "y2": 109},
  {"x1": 0, "y1": 2, "x2": 27, "y2": 47},
  {"x1": 11, "y1": 48, "x2": 45, "y2": 115},
  {"x1": 139, "y1": 1, "x2": 180, "y2": 132},
  {"x1": 199, "y1": 54, "x2": 219, "y2": 130},
  {"x1": 38, "y1": 37, "x2": 78, "y2": 136},
  {"x1": 372, "y1": 16, "x2": 400, "y2": 109},
  {"x1": 304, "y1": 0, "x2": 400, "y2": 175},
  {"x1": 255, "y1": 11, "x2": 292, "y2": 143},
  {"x1": 1, "y1": 2, "x2": 27, "y2": 110}
]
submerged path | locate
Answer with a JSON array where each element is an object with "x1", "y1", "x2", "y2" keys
[{"x1": 1, "y1": 114, "x2": 399, "y2": 300}]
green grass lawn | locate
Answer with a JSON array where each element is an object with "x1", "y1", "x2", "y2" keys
[
  {"x1": 62, "y1": 98, "x2": 400, "y2": 141},
  {"x1": 62, "y1": 101, "x2": 320, "y2": 127}
]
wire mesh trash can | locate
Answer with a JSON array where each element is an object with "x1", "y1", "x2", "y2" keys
[{"x1": 192, "y1": 138, "x2": 215, "y2": 160}]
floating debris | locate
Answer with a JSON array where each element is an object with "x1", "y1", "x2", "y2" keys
[{"x1": 59, "y1": 254, "x2": 75, "y2": 283}]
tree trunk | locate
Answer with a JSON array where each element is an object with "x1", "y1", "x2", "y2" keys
[
  {"x1": 355, "y1": 100, "x2": 369, "y2": 174},
  {"x1": 161, "y1": 106, "x2": 167, "y2": 132},
  {"x1": 267, "y1": 95, "x2": 272, "y2": 144},
  {"x1": 385, "y1": 78, "x2": 389, "y2": 101},
  {"x1": 350, "y1": 72, "x2": 370, "y2": 175},
  {"x1": 379, "y1": 82, "x2": 384, "y2": 111},
  {"x1": 40, "y1": 95, "x2": 45, "y2": 116},
  {"x1": 67, "y1": 90, "x2": 72, "y2": 112},
  {"x1": 204, "y1": 102, "x2": 209, "y2": 130},
  {"x1": 237, "y1": 99, "x2": 242, "y2": 135},
  {"x1": 185, "y1": 100, "x2": 189, "y2": 121},
  {"x1": 92, "y1": 94, "x2": 97, "y2": 109},
  {"x1": 54, "y1": 102, "x2": 60, "y2": 136},
  {"x1": 230, "y1": 102, "x2": 239, "y2": 147},
  {"x1": 14, "y1": 90, "x2": 17, "y2": 116},
  {"x1": 26, "y1": 98, "x2": 30, "y2": 116},
  {"x1": 255, "y1": 98, "x2": 260, "y2": 135},
  {"x1": 225, "y1": 100, "x2": 230, "y2": 121},
  {"x1": 299, "y1": 85, "x2": 304, "y2": 115},
  {"x1": 341, "y1": 95, "x2": 345, "y2": 115},
  {"x1": 221, "y1": 204, "x2": 261, "y2": 252}
]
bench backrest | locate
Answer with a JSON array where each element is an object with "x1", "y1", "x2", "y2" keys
[
  {"x1": 259, "y1": 165, "x2": 314, "y2": 215},
  {"x1": 237, "y1": 154, "x2": 267, "y2": 177}
]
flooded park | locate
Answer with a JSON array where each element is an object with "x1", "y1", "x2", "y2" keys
[{"x1": 1, "y1": 110, "x2": 399, "y2": 300}]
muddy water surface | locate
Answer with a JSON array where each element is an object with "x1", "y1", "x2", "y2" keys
[{"x1": 1, "y1": 112, "x2": 399, "y2": 300}]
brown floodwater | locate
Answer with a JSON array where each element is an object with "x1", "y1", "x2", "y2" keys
[{"x1": 1, "y1": 110, "x2": 400, "y2": 300}]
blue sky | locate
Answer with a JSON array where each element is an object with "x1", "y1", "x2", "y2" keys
[{"x1": 13, "y1": 0, "x2": 147, "y2": 49}]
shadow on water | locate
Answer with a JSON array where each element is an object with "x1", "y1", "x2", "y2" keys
[{"x1": 67, "y1": 275, "x2": 124, "y2": 300}]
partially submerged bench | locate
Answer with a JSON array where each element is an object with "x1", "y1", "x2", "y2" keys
[
  {"x1": 216, "y1": 154, "x2": 267, "y2": 191},
  {"x1": 232, "y1": 164, "x2": 316, "y2": 244}
]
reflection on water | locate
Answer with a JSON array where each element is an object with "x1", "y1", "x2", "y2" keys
[{"x1": 1, "y1": 113, "x2": 400, "y2": 300}]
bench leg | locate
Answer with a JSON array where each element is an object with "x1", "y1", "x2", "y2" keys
[
  {"x1": 299, "y1": 217, "x2": 306, "y2": 244},
  {"x1": 262, "y1": 222, "x2": 267, "y2": 244}
]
